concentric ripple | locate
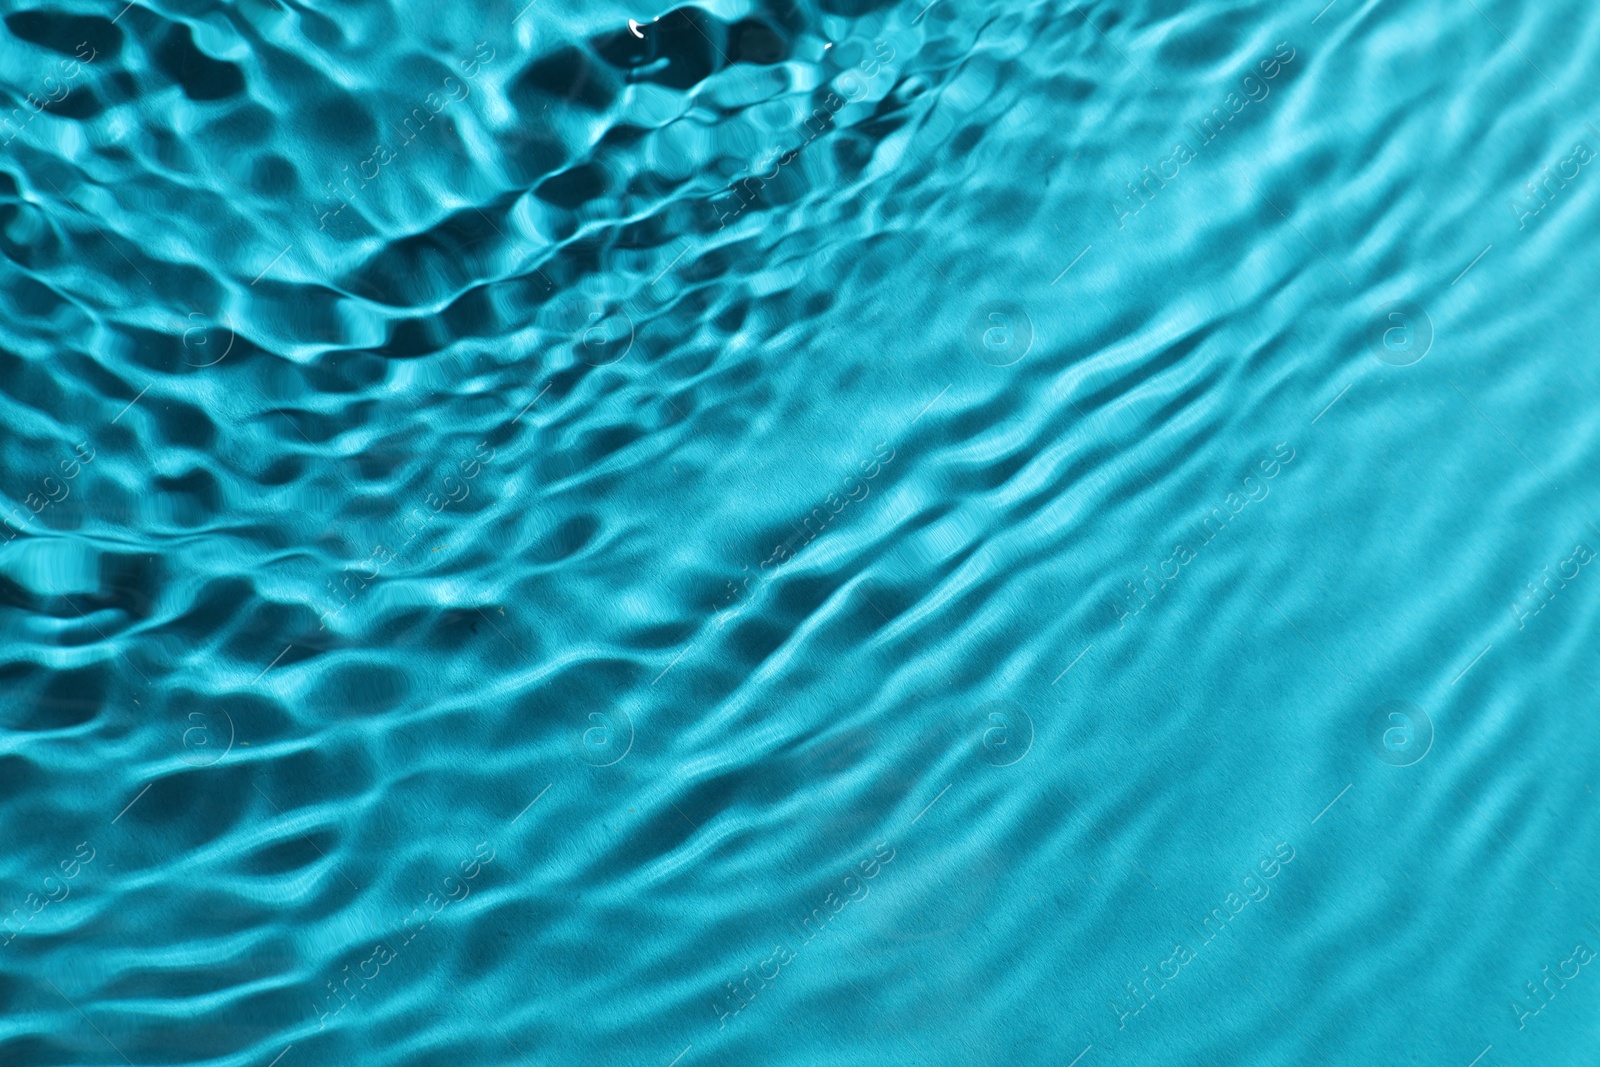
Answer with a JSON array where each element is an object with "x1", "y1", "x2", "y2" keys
[{"x1": 4, "y1": 0, "x2": 1600, "y2": 1065}]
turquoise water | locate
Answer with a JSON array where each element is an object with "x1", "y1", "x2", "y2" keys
[{"x1": 3, "y1": 0, "x2": 1600, "y2": 1063}]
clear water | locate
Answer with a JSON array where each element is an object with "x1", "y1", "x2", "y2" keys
[{"x1": 3, "y1": 0, "x2": 1599, "y2": 1064}]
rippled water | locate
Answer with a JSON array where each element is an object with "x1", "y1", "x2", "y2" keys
[{"x1": 4, "y1": 0, "x2": 1600, "y2": 1064}]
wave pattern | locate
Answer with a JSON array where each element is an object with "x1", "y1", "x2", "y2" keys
[{"x1": 4, "y1": 0, "x2": 1600, "y2": 1064}]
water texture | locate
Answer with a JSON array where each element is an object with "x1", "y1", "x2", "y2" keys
[{"x1": 2, "y1": 0, "x2": 1600, "y2": 1064}]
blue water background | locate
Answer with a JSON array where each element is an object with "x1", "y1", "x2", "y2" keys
[{"x1": 2, "y1": 0, "x2": 1600, "y2": 1064}]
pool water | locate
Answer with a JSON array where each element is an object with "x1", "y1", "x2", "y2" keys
[{"x1": 2, "y1": 1, "x2": 1600, "y2": 1065}]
